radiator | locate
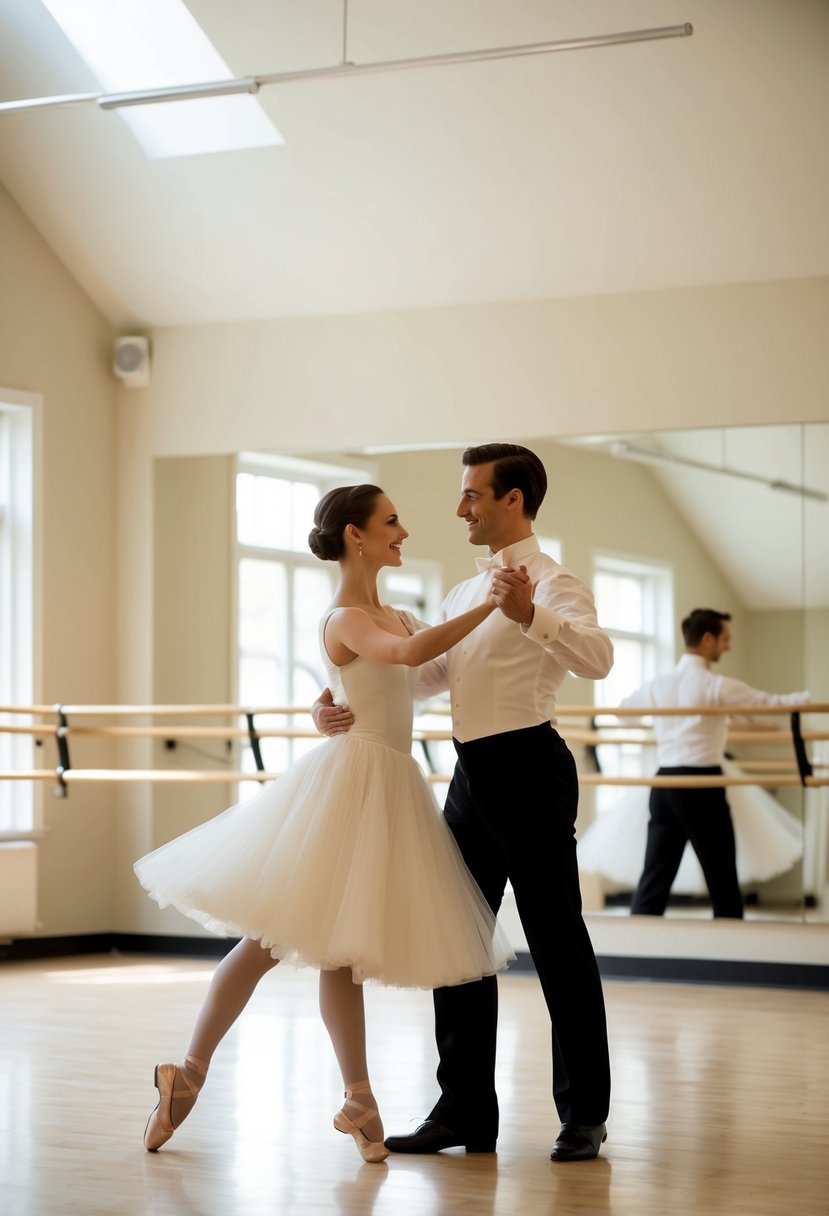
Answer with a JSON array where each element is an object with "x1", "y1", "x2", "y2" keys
[{"x1": 0, "y1": 842, "x2": 38, "y2": 936}]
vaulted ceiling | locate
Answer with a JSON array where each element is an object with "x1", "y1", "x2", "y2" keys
[{"x1": 1, "y1": 0, "x2": 827, "y2": 329}]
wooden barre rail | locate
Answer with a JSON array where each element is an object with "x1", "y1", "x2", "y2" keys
[
  {"x1": 2, "y1": 723, "x2": 826, "y2": 744},
  {"x1": 1, "y1": 768, "x2": 826, "y2": 789},
  {"x1": 1, "y1": 701, "x2": 824, "y2": 793},
  {"x1": 1, "y1": 701, "x2": 826, "y2": 718}
]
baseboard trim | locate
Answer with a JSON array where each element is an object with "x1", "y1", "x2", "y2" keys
[
  {"x1": 1, "y1": 934, "x2": 827, "y2": 990},
  {"x1": 0, "y1": 933, "x2": 241, "y2": 962},
  {"x1": 592, "y1": 954, "x2": 829, "y2": 990}
]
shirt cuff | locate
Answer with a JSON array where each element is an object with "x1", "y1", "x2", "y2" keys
[{"x1": 522, "y1": 604, "x2": 564, "y2": 645}]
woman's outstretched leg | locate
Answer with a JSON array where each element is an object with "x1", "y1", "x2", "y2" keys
[
  {"x1": 187, "y1": 936, "x2": 280, "y2": 1064},
  {"x1": 144, "y1": 937, "x2": 279, "y2": 1150},
  {"x1": 319, "y1": 966, "x2": 387, "y2": 1162}
]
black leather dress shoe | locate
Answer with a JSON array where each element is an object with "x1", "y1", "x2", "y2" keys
[
  {"x1": 384, "y1": 1119, "x2": 496, "y2": 1154},
  {"x1": 549, "y1": 1122, "x2": 607, "y2": 1162}
]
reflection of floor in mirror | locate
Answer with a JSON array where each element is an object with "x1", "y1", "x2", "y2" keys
[{"x1": 2, "y1": 954, "x2": 827, "y2": 1216}]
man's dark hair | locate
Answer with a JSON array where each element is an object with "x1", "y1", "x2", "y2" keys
[
  {"x1": 682, "y1": 608, "x2": 731, "y2": 647},
  {"x1": 462, "y1": 443, "x2": 547, "y2": 519}
]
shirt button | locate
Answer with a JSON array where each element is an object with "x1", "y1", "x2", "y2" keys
[{"x1": 542, "y1": 632, "x2": 549, "y2": 639}]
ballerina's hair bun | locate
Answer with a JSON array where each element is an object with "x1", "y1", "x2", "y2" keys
[
  {"x1": 309, "y1": 484, "x2": 385, "y2": 562},
  {"x1": 308, "y1": 525, "x2": 340, "y2": 562}
]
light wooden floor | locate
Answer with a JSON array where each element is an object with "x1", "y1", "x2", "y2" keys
[{"x1": 1, "y1": 955, "x2": 827, "y2": 1216}]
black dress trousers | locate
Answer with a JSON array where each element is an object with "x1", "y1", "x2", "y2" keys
[
  {"x1": 429, "y1": 723, "x2": 611, "y2": 1139},
  {"x1": 631, "y1": 765, "x2": 744, "y2": 919}
]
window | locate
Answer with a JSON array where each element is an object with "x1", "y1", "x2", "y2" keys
[
  {"x1": 537, "y1": 534, "x2": 562, "y2": 563},
  {"x1": 235, "y1": 456, "x2": 363, "y2": 797},
  {"x1": 381, "y1": 560, "x2": 442, "y2": 626},
  {"x1": 40, "y1": 0, "x2": 284, "y2": 159},
  {"x1": 0, "y1": 393, "x2": 39, "y2": 834},
  {"x1": 591, "y1": 554, "x2": 673, "y2": 813}
]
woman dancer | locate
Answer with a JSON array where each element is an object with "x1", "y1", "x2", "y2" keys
[{"x1": 135, "y1": 484, "x2": 513, "y2": 1163}]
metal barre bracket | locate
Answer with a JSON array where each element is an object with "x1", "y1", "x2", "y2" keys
[
  {"x1": 790, "y1": 711, "x2": 813, "y2": 785},
  {"x1": 53, "y1": 704, "x2": 71, "y2": 798},
  {"x1": 245, "y1": 712, "x2": 266, "y2": 773}
]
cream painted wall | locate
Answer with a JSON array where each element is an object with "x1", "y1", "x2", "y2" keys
[
  {"x1": 152, "y1": 456, "x2": 235, "y2": 844},
  {"x1": 804, "y1": 611, "x2": 829, "y2": 706},
  {"x1": 0, "y1": 183, "x2": 118, "y2": 935},
  {"x1": 743, "y1": 611, "x2": 808, "y2": 698},
  {"x1": 138, "y1": 277, "x2": 829, "y2": 459},
  {"x1": 123, "y1": 456, "x2": 240, "y2": 938}
]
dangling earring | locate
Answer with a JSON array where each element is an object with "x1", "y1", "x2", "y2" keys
[{"x1": 358, "y1": 543, "x2": 363, "y2": 558}]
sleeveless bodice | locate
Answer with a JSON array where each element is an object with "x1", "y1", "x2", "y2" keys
[{"x1": 320, "y1": 611, "x2": 418, "y2": 755}]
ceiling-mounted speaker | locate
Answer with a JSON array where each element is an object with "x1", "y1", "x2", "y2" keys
[{"x1": 113, "y1": 335, "x2": 151, "y2": 388}]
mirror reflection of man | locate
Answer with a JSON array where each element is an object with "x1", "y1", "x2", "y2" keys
[{"x1": 621, "y1": 608, "x2": 810, "y2": 919}]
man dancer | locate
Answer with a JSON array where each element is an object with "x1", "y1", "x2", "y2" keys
[
  {"x1": 315, "y1": 443, "x2": 613, "y2": 1162},
  {"x1": 623, "y1": 607, "x2": 810, "y2": 918}
]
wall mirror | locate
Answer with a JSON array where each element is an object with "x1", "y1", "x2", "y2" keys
[
  {"x1": 153, "y1": 422, "x2": 828, "y2": 926},
  {"x1": 540, "y1": 423, "x2": 827, "y2": 926}
]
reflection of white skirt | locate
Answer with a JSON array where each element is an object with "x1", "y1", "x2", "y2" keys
[
  {"x1": 577, "y1": 760, "x2": 803, "y2": 894},
  {"x1": 134, "y1": 734, "x2": 514, "y2": 989}
]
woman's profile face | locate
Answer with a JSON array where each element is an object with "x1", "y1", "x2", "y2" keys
[{"x1": 360, "y1": 494, "x2": 409, "y2": 566}]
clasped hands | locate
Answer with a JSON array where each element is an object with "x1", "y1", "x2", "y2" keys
[{"x1": 489, "y1": 563, "x2": 535, "y2": 627}]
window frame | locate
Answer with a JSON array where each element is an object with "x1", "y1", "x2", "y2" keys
[
  {"x1": 590, "y1": 549, "x2": 674, "y2": 814},
  {"x1": 0, "y1": 388, "x2": 43, "y2": 838}
]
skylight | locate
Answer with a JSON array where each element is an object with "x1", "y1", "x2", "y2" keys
[{"x1": 40, "y1": 0, "x2": 284, "y2": 159}]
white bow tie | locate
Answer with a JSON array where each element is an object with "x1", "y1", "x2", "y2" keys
[{"x1": 475, "y1": 555, "x2": 505, "y2": 573}]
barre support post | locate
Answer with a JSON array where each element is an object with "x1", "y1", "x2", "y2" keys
[{"x1": 53, "y1": 704, "x2": 71, "y2": 798}]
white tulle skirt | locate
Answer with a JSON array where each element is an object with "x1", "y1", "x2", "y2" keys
[
  {"x1": 134, "y1": 734, "x2": 514, "y2": 988},
  {"x1": 577, "y1": 760, "x2": 803, "y2": 894}
]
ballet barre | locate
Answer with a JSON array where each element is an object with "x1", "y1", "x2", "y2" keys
[{"x1": 1, "y1": 701, "x2": 826, "y2": 796}]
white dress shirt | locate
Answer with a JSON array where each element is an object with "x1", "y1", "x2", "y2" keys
[
  {"x1": 415, "y1": 536, "x2": 613, "y2": 743},
  {"x1": 620, "y1": 652, "x2": 810, "y2": 767}
]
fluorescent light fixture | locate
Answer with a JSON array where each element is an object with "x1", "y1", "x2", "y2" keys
[
  {"x1": 4, "y1": 21, "x2": 693, "y2": 117},
  {"x1": 610, "y1": 441, "x2": 827, "y2": 502},
  {"x1": 97, "y1": 78, "x2": 261, "y2": 109},
  {"x1": 39, "y1": 0, "x2": 284, "y2": 158}
]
